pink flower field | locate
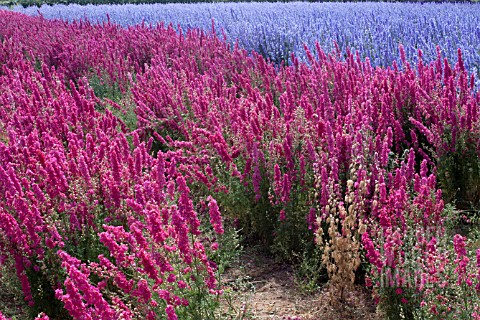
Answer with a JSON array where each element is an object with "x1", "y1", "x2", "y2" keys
[{"x1": 0, "y1": 10, "x2": 480, "y2": 320}]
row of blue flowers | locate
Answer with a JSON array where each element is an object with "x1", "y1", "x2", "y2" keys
[{"x1": 5, "y1": 2, "x2": 480, "y2": 81}]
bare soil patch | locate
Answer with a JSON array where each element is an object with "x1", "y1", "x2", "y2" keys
[{"x1": 218, "y1": 247, "x2": 381, "y2": 320}]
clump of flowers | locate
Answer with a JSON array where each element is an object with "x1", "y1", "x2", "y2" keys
[{"x1": 0, "y1": 54, "x2": 223, "y2": 319}]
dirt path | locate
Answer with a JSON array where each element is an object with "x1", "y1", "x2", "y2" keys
[{"x1": 218, "y1": 247, "x2": 380, "y2": 320}]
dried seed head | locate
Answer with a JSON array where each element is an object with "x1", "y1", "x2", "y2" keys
[{"x1": 347, "y1": 179, "x2": 354, "y2": 189}]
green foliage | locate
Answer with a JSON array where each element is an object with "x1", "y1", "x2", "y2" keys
[
  {"x1": 209, "y1": 226, "x2": 243, "y2": 275},
  {"x1": 437, "y1": 150, "x2": 480, "y2": 212},
  {"x1": 0, "y1": 259, "x2": 29, "y2": 320},
  {"x1": 271, "y1": 198, "x2": 316, "y2": 264},
  {"x1": 174, "y1": 261, "x2": 220, "y2": 320},
  {"x1": 212, "y1": 162, "x2": 314, "y2": 264},
  {"x1": 215, "y1": 179, "x2": 277, "y2": 248},
  {"x1": 88, "y1": 74, "x2": 125, "y2": 104},
  {"x1": 26, "y1": 266, "x2": 70, "y2": 319},
  {"x1": 378, "y1": 286, "x2": 419, "y2": 320},
  {"x1": 23, "y1": 207, "x2": 112, "y2": 319},
  {"x1": 293, "y1": 240, "x2": 327, "y2": 293},
  {"x1": 172, "y1": 224, "x2": 243, "y2": 319}
]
